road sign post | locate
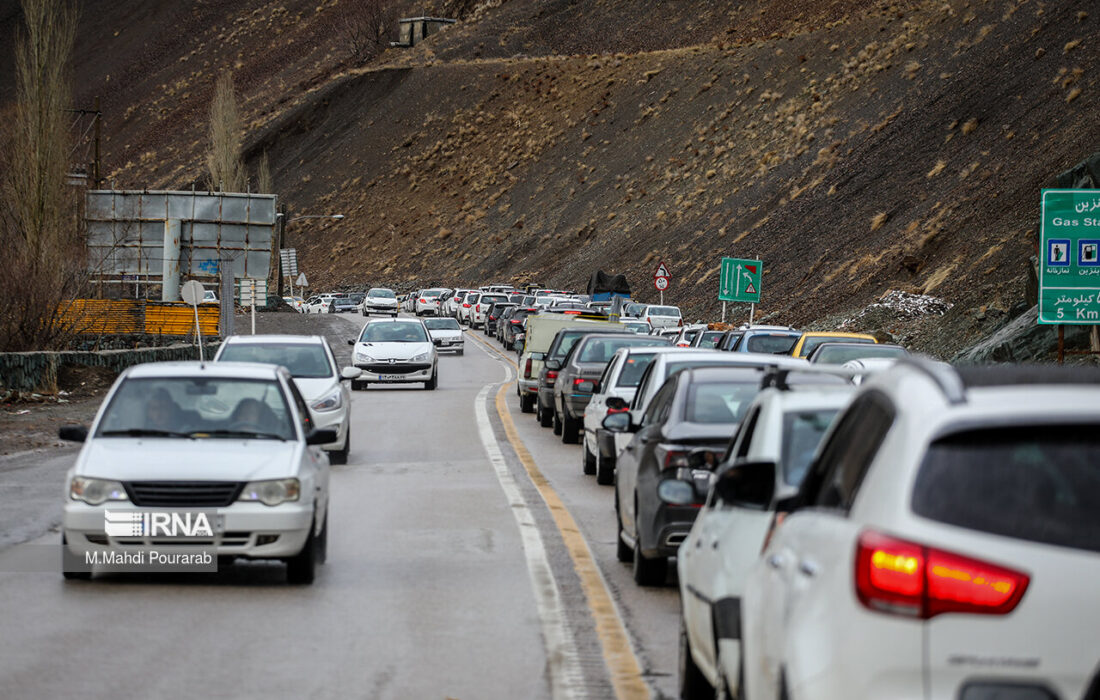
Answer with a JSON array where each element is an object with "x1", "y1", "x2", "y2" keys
[
  {"x1": 653, "y1": 261, "x2": 670, "y2": 305},
  {"x1": 180, "y1": 280, "x2": 205, "y2": 361},
  {"x1": 718, "y1": 257, "x2": 763, "y2": 324}
]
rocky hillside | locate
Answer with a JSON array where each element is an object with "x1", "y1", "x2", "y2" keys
[{"x1": 2, "y1": 0, "x2": 1097, "y2": 357}]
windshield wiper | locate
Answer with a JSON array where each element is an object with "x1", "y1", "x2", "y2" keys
[
  {"x1": 100, "y1": 428, "x2": 192, "y2": 438},
  {"x1": 187, "y1": 429, "x2": 287, "y2": 441}
]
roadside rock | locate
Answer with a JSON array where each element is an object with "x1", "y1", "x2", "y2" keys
[{"x1": 954, "y1": 306, "x2": 1092, "y2": 364}]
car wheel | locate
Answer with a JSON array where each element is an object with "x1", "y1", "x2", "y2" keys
[
  {"x1": 425, "y1": 370, "x2": 438, "y2": 390},
  {"x1": 552, "y1": 410, "x2": 563, "y2": 436},
  {"x1": 520, "y1": 393, "x2": 535, "y2": 413},
  {"x1": 350, "y1": 379, "x2": 363, "y2": 391},
  {"x1": 679, "y1": 614, "x2": 715, "y2": 700},
  {"x1": 61, "y1": 533, "x2": 91, "y2": 581},
  {"x1": 596, "y1": 451, "x2": 616, "y2": 486},
  {"x1": 582, "y1": 439, "x2": 597, "y2": 475},
  {"x1": 538, "y1": 401, "x2": 553, "y2": 428},
  {"x1": 561, "y1": 412, "x2": 580, "y2": 444},
  {"x1": 615, "y1": 492, "x2": 633, "y2": 563},
  {"x1": 632, "y1": 501, "x2": 666, "y2": 586},
  {"x1": 328, "y1": 432, "x2": 349, "y2": 465},
  {"x1": 456, "y1": 349, "x2": 464, "y2": 356},
  {"x1": 286, "y1": 518, "x2": 318, "y2": 584}
]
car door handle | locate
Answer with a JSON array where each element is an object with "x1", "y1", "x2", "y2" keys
[
  {"x1": 767, "y1": 553, "x2": 786, "y2": 569},
  {"x1": 798, "y1": 559, "x2": 819, "y2": 578}
]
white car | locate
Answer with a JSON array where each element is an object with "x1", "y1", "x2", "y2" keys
[
  {"x1": 202, "y1": 290, "x2": 218, "y2": 304},
  {"x1": 581, "y1": 346, "x2": 664, "y2": 485},
  {"x1": 360, "y1": 287, "x2": 399, "y2": 317},
  {"x1": 442, "y1": 290, "x2": 472, "y2": 317},
  {"x1": 349, "y1": 317, "x2": 439, "y2": 390},
  {"x1": 470, "y1": 293, "x2": 510, "y2": 329},
  {"x1": 675, "y1": 375, "x2": 856, "y2": 699},
  {"x1": 741, "y1": 360, "x2": 1100, "y2": 700},
  {"x1": 58, "y1": 361, "x2": 333, "y2": 584},
  {"x1": 214, "y1": 335, "x2": 356, "y2": 464},
  {"x1": 302, "y1": 296, "x2": 331, "y2": 314},
  {"x1": 423, "y1": 317, "x2": 464, "y2": 354},
  {"x1": 671, "y1": 323, "x2": 709, "y2": 348},
  {"x1": 413, "y1": 288, "x2": 447, "y2": 316},
  {"x1": 642, "y1": 304, "x2": 683, "y2": 329},
  {"x1": 458, "y1": 291, "x2": 481, "y2": 324}
]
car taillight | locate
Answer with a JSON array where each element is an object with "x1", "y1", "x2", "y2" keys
[
  {"x1": 510, "y1": 320, "x2": 521, "y2": 324},
  {"x1": 454, "y1": 297, "x2": 460, "y2": 301},
  {"x1": 546, "y1": 370, "x2": 558, "y2": 385},
  {"x1": 524, "y1": 358, "x2": 533, "y2": 378},
  {"x1": 855, "y1": 531, "x2": 1029, "y2": 620},
  {"x1": 463, "y1": 303, "x2": 471, "y2": 308},
  {"x1": 606, "y1": 405, "x2": 629, "y2": 414},
  {"x1": 678, "y1": 318, "x2": 684, "y2": 327},
  {"x1": 419, "y1": 298, "x2": 426, "y2": 303}
]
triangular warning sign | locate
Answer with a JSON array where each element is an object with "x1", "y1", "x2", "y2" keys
[
  {"x1": 655, "y1": 262, "x2": 670, "y2": 277},
  {"x1": 745, "y1": 283, "x2": 757, "y2": 295}
]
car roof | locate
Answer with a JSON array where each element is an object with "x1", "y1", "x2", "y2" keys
[
  {"x1": 799, "y1": 331, "x2": 877, "y2": 339},
  {"x1": 221, "y1": 334, "x2": 327, "y2": 346},
  {"x1": 364, "y1": 317, "x2": 423, "y2": 324},
  {"x1": 124, "y1": 361, "x2": 285, "y2": 380}
]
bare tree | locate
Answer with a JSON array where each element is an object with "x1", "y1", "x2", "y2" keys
[
  {"x1": 257, "y1": 151, "x2": 273, "y2": 194},
  {"x1": 0, "y1": 0, "x2": 86, "y2": 352},
  {"x1": 339, "y1": 0, "x2": 399, "y2": 64},
  {"x1": 205, "y1": 71, "x2": 245, "y2": 192}
]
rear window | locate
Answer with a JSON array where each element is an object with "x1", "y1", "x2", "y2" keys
[
  {"x1": 424, "y1": 318, "x2": 460, "y2": 330},
  {"x1": 698, "y1": 331, "x2": 724, "y2": 348},
  {"x1": 781, "y1": 410, "x2": 840, "y2": 486},
  {"x1": 911, "y1": 425, "x2": 1100, "y2": 554},
  {"x1": 577, "y1": 336, "x2": 666, "y2": 363},
  {"x1": 218, "y1": 343, "x2": 333, "y2": 378},
  {"x1": 616, "y1": 353, "x2": 658, "y2": 387},
  {"x1": 801, "y1": 335, "x2": 874, "y2": 356},
  {"x1": 684, "y1": 382, "x2": 760, "y2": 424},
  {"x1": 812, "y1": 344, "x2": 908, "y2": 364},
  {"x1": 745, "y1": 334, "x2": 800, "y2": 354},
  {"x1": 648, "y1": 306, "x2": 681, "y2": 317},
  {"x1": 480, "y1": 295, "x2": 508, "y2": 304}
]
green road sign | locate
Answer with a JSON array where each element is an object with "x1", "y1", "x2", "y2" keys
[
  {"x1": 1039, "y1": 189, "x2": 1100, "y2": 325},
  {"x1": 719, "y1": 257, "x2": 762, "y2": 303}
]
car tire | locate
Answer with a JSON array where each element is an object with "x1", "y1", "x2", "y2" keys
[
  {"x1": 679, "y1": 614, "x2": 715, "y2": 700},
  {"x1": 286, "y1": 518, "x2": 318, "y2": 585},
  {"x1": 552, "y1": 410, "x2": 563, "y2": 436},
  {"x1": 632, "y1": 502, "x2": 666, "y2": 586},
  {"x1": 538, "y1": 401, "x2": 553, "y2": 428},
  {"x1": 561, "y1": 412, "x2": 580, "y2": 444},
  {"x1": 350, "y1": 379, "x2": 364, "y2": 391},
  {"x1": 61, "y1": 533, "x2": 91, "y2": 581},
  {"x1": 615, "y1": 493, "x2": 633, "y2": 563},
  {"x1": 425, "y1": 370, "x2": 438, "y2": 390},
  {"x1": 596, "y1": 451, "x2": 616, "y2": 486},
  {"x1": 520, "y1": 393, "x2": 535, "y2": 414},
  {"x1": 328, "y1": 432, "x2": 349, "y2": 465},
  {"x1": 582, "y1": 439, "x2": 597, "y2": 475},
  {"x1": 456, "y1": 349, "x2": 464, "y2": 356},
  {"x1": 316, "y1": 510, "x2": 328, "y2": 565}
]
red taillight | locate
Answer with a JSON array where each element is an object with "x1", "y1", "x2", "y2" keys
[
  {"x1": 563, "y1": 309, "x2": 581, "y2": 315},
  {"x1": 463, "y1": 303, "x2": 471, "y2": 308},
  {"x1": 510, "y1": 320, "x2": 521, "y2": 324},
  {"x1": 678, "y1": 318, "x2": 684, "y2": 327},
  {"x1": 454, "y1": 297, "x2": 460, "y2": 301},
  {"x1": 524, "y1": 358, "x2": 532, "y2": 379},
  {"x1": 855, "y1": 531, "x2": 1029, "y2": 619},
  {"x1": 606, "y1": 405, "x2": 629, "y2": 414},
  {"x1": 476, "y1": 304, "x2": 481, "y2": 312},
  {"x1": 419, "y1": 298, "x2": 426, "y2": 303}
]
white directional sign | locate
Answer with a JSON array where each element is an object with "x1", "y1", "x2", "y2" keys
[
  {"x1": 238, "y1": 279, "x2": 268, "y2": 307},
  {"x1": 279, "y1": 248, "x2": 298, "y2": 277}
]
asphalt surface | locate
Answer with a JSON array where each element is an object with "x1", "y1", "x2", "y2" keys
[{"x1": 0, "y1": 312, "x2": 680, "y2": 699}]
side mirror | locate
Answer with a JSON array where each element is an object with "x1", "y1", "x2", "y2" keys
[
  {"x1": 531, "y1": 352, "x2": 545, "y2": 361},
  {"x1": 545, "y1": 359, "x2": 562, "y2": 371},
  {"x1": 347, "y1": 339, "x2": 355, "y2": 346},
  {"x1": 306, "y1": 428, "x2": 338, "y2": 445},
  {"x1": 433, "y1": 338, "x2": 442, "y2": 346},
  {"x1": 340, "y1": 367, "x2": 360, "y2": 381},
  {"x1": 58, "y1": 425, "x2": 88, "y2": 443},
  {"x1": 714, "y1": 460, "x2": 777, "y2": 509},
  {"x1": 575, "y1": 380, "x2": 596, "y2": 393},
  {"x1": 602, "y1": 412, "x2": 635, "y2": 433},
  {"x1": 605, "y1": 396, "x2": 628, "y2": 411}
]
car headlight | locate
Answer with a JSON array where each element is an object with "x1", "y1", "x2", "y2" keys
[
  {"x1": 311, "y1": 389, "x2": 343, "y2": 412},
  {"x1": 355, "y1": 350, "x2": 375, "y2": 363},
  {"x1": 411, "y1": 351, "x2": 431, "y2": 362},
  {"x1": 238, "y1": 478, "x2": 300, "y2": 506},
  {"x1": 70, "y1": 477, "x2": 129, "y2": 505}
]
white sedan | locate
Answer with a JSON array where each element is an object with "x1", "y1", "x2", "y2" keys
[
  {"x1": 58, "y1": 361, "x2": 333, "y2": 584},
  {"x1": 349, "y1": 317, "x2": 439, "y2": 390},
  {"x1": 423, "y1": 317, "x2": 465, "y2": 355}
]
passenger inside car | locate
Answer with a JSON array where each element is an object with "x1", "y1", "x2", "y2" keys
[{"x1": 146, "y1": 389, "x2": 182, "y2": 430}]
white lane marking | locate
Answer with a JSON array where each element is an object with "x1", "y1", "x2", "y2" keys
[{"x1": 475, "y1": 374, "x2": 586, "y2": 700}]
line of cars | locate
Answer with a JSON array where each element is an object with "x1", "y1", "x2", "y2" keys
[{"x1": 489, "y1": 301, "x2": 1099, "y2": 700}]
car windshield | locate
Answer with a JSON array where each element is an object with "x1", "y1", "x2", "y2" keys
[
  {"x1": 912, "y1": 425, "x2": 1100, "y2": 554},
  {"x1": 424, "y1": 318, "x2": 461, "y2": 330},
  {"x1": 684, "y1": 381, "x2": 760, "y2": 424},
  {"x1": 746, "y1": 334, "x2": 800, "y2": 354},
  {"x1": 97, "y1": 377, "x2": 295, "y2": 440},
  {"x1": 218, "y1": 343, "x2": 333, "y2": 378},
  {"x1": 616, "y1": 353, "x2": 658, "y2": 387},
  {"x1": 648, "y1": 306, "x2": 680, "y2": 317},
  {"x1": 780, "y1": 409, "x2": 840, "y2": 486},
  {"x1": 812, "y1": 344, "x2": 908, "y2": 364},
  {"x1": 368, "y1": 289, "x2": 396, "y2": 299},
  {"x1": 578, "y1": 336, "x2": 667, "y2": 363},
  {"x1": 360, "y1": 322, "x2": 429, "y2": 343},
  {"x1": 801, "y1": 335, "x2": 874, "y2": 355}
]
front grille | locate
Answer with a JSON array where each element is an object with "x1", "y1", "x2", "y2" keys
[
  {"x1": 360, "y1": 363, "x2": 432, "y2": 374},
  {"x1": 125, "y1": 481, "x2": 243, "y2": 507}
]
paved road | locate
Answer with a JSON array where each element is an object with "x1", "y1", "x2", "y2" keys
[{"x1": 0, "y1": 314, "x2": 680, "y2": 699}]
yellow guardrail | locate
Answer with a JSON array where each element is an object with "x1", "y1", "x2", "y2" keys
[{"x1": 59, "y1": 300, "x2": 219, "y2": 336}]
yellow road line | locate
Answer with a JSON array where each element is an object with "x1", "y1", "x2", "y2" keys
[{"x1": 468, "y1": 330, "x2": 649, "y2": 698}]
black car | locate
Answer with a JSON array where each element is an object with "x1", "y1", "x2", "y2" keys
[
  {"x1": 331, "y1": 297, "x2": 358, "y2": 313},
  {"x1": 495, "y1": 306, "x2": 518, "y2": 342},
  {"x1": 501, "y1": 306, "x2": 539, "y2": 350},
  {"x1": 550, "y1": 333, "x2": 670, "y2": 444},
  {"x1": 605, "y1": 365, "x2": 768, "y2": 586},
  {"x1": 536, "y1": 326, "x2": 631, "y2": 431},
  {"x1": 484, "y1": 302, "x2": 517, "y2": 337}
]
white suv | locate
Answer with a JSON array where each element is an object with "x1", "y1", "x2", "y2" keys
[
  {"x1": 59, "y1": 361, "x2": 333, "y2": 584},
  {"x1": 740, "y1": 360, "x2": 1100, "y2": 700}
]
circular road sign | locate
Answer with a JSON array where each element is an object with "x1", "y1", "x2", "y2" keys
[
  {"x1": 654, "y1": 276, "x2": 669, "y2": 291},
  {"x1": 180, "y1": 280, "x2": 205, "y2": 306}
]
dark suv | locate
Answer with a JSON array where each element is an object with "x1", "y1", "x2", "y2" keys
[
  {"x1": 484, "y1": 302, "x2": 517, "y2": 337},
  {"x1": 551, "y1": 333, "x2": 670, "y2": 443}
]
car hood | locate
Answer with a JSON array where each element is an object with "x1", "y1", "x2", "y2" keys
[
  {"x1": 291, "y1": 376, "x2": 340, "y2": 402},
  {"x1": 366, "y1": 298, "x2": 397, "y2": 305},
  {"x1": 356, "y1": 341, "x2": 433, "y2": 360},
  {"x1": 76, "y1": 439, "x2": 302, "y2": 481}
]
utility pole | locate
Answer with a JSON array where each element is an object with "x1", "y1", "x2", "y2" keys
[{"x1": 93, "y1": 96, "x2": 101, "y2": 188}]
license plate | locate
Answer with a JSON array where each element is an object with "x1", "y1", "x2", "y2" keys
[{"x1": 380, "y1": 374, "x2": 406, "y2": 380}]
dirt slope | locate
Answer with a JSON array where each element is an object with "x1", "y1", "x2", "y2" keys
[{"x1": 2, "y1": 0, "x2": 1098, "y2": 356}]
